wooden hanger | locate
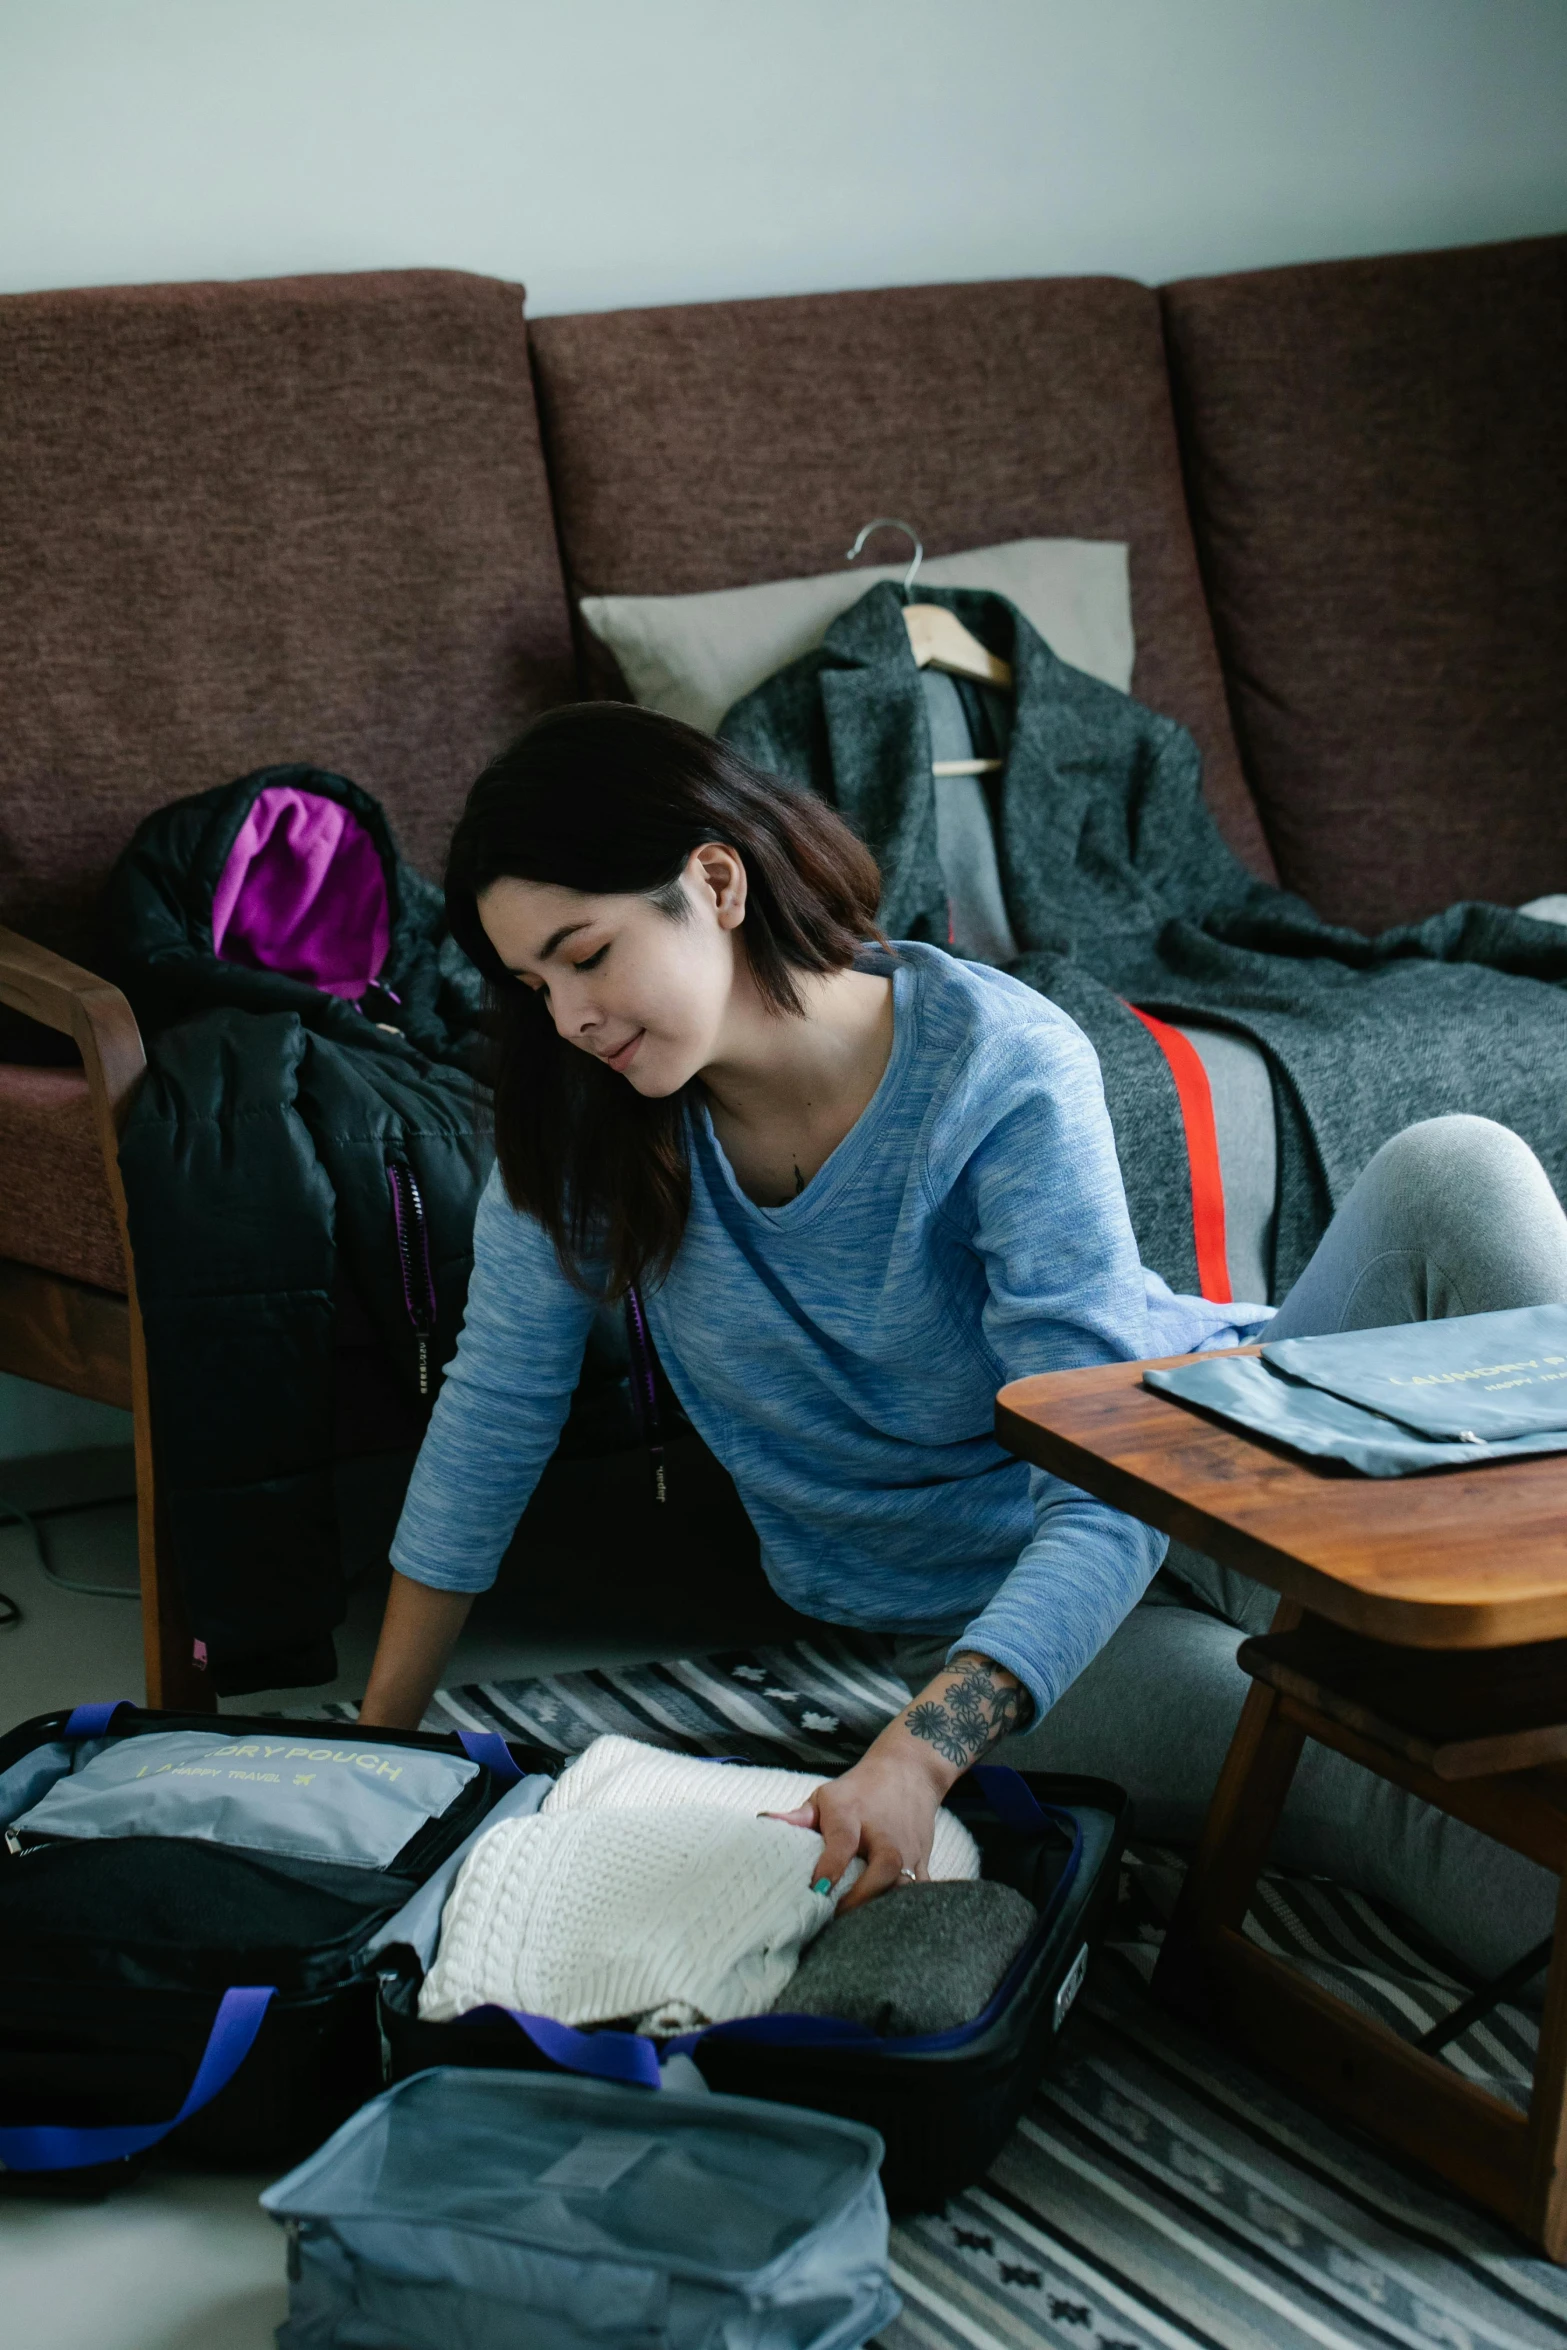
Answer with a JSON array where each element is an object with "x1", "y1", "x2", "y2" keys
[
  {"x1": 845, "y1": 518, "x2": 1010, "y2": 776},
  {"x1": 901, "y1": 602, "x2": 1012, "y2": 694}
]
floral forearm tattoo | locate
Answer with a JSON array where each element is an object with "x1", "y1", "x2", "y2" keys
[{"x1": 903, "y1": 1652, "x2": 1030, "y2": 1769}]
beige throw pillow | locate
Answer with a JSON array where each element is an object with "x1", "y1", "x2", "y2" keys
[{"x1": 580, "y1": 538, "x2": 1133, "y2": 734}]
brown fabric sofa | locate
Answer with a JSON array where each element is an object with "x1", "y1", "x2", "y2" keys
[
  {"x1": 0, "y1": 233, "x2": 1559, "y2": 1702},
  {"x1": 1162, "y1": 234, "x2": 1567, "y2": 932}
]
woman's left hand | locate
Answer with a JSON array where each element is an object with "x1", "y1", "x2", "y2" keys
[{"x1": 767, "y1": 1651, "x2": 1027, "y2": 1912}]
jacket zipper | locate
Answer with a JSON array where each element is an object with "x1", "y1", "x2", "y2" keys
[
  {"x1": 624, "y1": 1284, "x2": 666, "y2": 1503},
  {"x1": 385, "y1": 1159, "x2": 436, "y2": 1396}
]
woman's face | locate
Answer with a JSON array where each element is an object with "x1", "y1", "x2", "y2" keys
[{"x1": 477, "y1": 846, "x2": 747, "y2": 1098}]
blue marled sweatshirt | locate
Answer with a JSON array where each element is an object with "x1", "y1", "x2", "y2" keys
[{"x1": 390, "y1": 943, "x2": 1269, "y2": 1718}]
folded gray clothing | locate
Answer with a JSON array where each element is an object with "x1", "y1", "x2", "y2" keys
[{"x1": 772, "y1": 1879, "x2": 1036, "y2": 2037}]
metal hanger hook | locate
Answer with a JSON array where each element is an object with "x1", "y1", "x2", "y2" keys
[{"x1": 845, "y1": 516, "x2": 924, "y2": 594}]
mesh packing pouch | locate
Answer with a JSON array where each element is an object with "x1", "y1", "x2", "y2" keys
[
  {"x1": 9, "y1": 1730, "x2": 479, "y2": 1869},
  {"x1": 262, "y1": 2066, "x2": 899, "y2": 2350},
  {"x1": 1147, "y1": 1304, "x2": 1567, "y2": 1476}
]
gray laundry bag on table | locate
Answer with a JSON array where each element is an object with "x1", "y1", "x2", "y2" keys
[
  {"x1": 1147, "y1": 1303, "x2": 1567, "y2": 1475},
  {"x1": 261, "y1": 2065, "x2": 900, "y2": 2350}
]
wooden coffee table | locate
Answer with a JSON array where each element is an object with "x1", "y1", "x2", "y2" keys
[{"x1": 996, "y1": 1349, "x2": 1567, "y2": 2256}]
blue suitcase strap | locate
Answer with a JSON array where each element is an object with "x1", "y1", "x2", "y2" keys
[
  {"x1": 0, "y1": 1985, "x2": 275, "y2": 2171},
  {"x1": 970, "y1": 1762, "x2": 1058, "y2": 1834},
  {"x1": 669, "y1": 2012, "x2": 879, "y2": 2056},
  {"x1": 456, "y1": 1730, "x2": 526, "y2": 1789},
  {"x1": 970, "y1": 1766, "x2": 1085, "y2": 1916},
  {"x1": 462, "y1": 2005, "x2": 664, "y2": 2089},
  {"x1": 471, "y1": 2005, "x2": 877, "y2": 2078},
  {"x1": 63, "y1": 1700, "x2": 135, "y2": 1738}
]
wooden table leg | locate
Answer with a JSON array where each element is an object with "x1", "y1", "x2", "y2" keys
[
  {"x1": 1155, "y1": 1598, "x2": 1304, "y2": 2026},
  {"x1": 1524, "y1": 1866, "x2": 1567, "y2": 2259},
  {"x1": 1153, "y1": 1599, "x2": 1567, "y2": 2252}
]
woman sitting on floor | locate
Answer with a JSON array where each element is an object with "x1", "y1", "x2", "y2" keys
[{"x1": 360, "y1": 702, "x2": 1560, "y2": 1974}]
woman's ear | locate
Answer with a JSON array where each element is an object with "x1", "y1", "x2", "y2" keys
[{"x1": 692, "y1": 843, "x2": 748, "y2": 931}]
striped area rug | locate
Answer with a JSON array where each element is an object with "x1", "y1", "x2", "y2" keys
[
  {"x1": 893, "y1": 1963, "x2": 1565, "y2": 2350},
  {"x1": 402, "y1": 1636, "x2": 1561, "y2": 2348},
  {"x1": 418, "y1": 1629, "x2": 909, "y2": 1770}
]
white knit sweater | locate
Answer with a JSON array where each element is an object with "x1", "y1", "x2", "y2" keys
[
  {"x1": 420, "y1": 1737, "x2": 983, "y2": 2033},
  {"x1": 418, "y1": 1804, "x2": 832, "y2": 2032},
  {"x1": 541, "y1": 1736, "x2": 981, "y2": 1881}
]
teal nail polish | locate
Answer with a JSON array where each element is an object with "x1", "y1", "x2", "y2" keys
[{"x1": 812, "y1": 1876, "x2": 833, "y2": 1898}]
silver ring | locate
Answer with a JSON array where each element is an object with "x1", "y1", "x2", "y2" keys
[{"x1": 898, "y1": 1867, "x2": 918, "y2": 1882}]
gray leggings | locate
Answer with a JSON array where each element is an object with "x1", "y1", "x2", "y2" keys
[{"x1": 899, "y1": 1116, "x2": 1567, "y2": 1985}]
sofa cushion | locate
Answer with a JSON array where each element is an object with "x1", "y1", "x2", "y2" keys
[
  {"x1": 530, "y1": 278, "x2": 1274, "y2": 877},
  {"x1": 1163, "y1": 235, "x2": 1567, "y2": 932},
  {"x1": 0, "y1": 1066, "x2": 125, "y2": 1292},
  {"x1": 0, "y1": 269, "x2": 576, "y2": 962}
]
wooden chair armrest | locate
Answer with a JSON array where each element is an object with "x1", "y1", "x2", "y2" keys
[
  {"x1": 0, "y1": 923, "x2": 147, "y2": 1154},
  {"x1": 0, "y1": 930, "x2": 206, "y2": 1707}
]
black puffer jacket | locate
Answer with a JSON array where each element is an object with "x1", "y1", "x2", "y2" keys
[{"x1": 109, "y1": 766, "x2": 632, "y2": 1696}]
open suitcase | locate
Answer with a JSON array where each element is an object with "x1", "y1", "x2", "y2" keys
[
  {"x1": 377, "y1": 1761, "x2": 1127, "y2": 2212},
  {"x1": 0, "y1": 1700, "x2": 549, "y2": 2191}
]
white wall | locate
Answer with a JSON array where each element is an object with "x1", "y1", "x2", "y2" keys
[
  {"x1": 3, "y1": 0, "x2": 1565, "y2": 312},
  {"x1": 0, "y1": 1374, "x2": 130, "y2": 1462}
]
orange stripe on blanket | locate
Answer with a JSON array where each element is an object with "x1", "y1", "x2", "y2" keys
[{"x1": 1127, "y1": 1008, "x2": 1232, "y2": 1305}]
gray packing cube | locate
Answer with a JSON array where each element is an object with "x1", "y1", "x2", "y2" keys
[
  {"x1": 261, "y1": 2066, "x2": 900, "y2": 2350},
  {"x1": 10, "y1": 1729, "x2": 480, "y2": 1868}
]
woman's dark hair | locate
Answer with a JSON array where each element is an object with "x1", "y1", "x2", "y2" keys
[{"x1": 445, "y1": 702, "x2": 884, "y2": 1295}]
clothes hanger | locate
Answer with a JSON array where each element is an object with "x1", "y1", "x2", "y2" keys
[{"x1": 845, "y1": 518, "x2": 1010, "y2": 775}]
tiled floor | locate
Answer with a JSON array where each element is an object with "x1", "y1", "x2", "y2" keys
[{"x1": 4, "y1": 2170, "x2": 289, "y2": 2350}]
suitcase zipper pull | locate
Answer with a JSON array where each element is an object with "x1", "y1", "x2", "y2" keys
[
  {"x1": 386, "y1": 1159, "x2": 437, "y2": 1397},
  {"x1": 624, "y1": 1283, "x2": 667, "y2": 1503}
]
